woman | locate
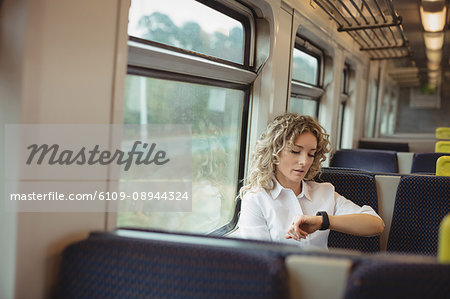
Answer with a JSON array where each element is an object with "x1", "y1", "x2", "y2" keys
[{"x1": 239, "y1": 113, "x2": 384, "y2": 249}]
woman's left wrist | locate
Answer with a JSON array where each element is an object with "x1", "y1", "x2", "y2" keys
[{"x1": 316, "y1": 211, "x2": 330, "y2": 230}]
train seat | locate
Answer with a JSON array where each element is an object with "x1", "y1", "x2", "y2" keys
[
  {"x1": 330, "y1": 149, "x2": 399, "y2": 173},
  {"x1": 396, "y1": 152, "x2": 414, "y2": 173},
  {"x1": 436, "y1": 127, "x2": 450, "y2": 140},
  {"x1": 410, "y1": 152, "x2": 450, "y2": 174},
  {"x1": 56, "y1": 230, "x2": 290, "y2": 299},
  {"x1": 439, "y1": 214, "x2": 450, "y2": 262},
  {"x1": 435, "y1": 141, "x2": 450, "y2": 153},
  {"x1": 286, "y1": 255, "x2": 353, "y2": 299},
  {"x1": 343, "y1": 257, "x2": 450, "y2": 299},
  {"x1": 315, "y1": 168, "x2": 380, "y2": 252},
  {"x1": 358, "y1": 140, "x2": 409, "y2": 152},
  {"x1": 387, "y1": 175, "x2": 450, "y2": 255},
  {"x1": 436, "y1": 156, "x2": 450, "y2": 176}
]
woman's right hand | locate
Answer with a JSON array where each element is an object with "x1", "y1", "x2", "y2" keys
[{"x1": 285, "y1": 214, "x2": 322, "y2": 241}]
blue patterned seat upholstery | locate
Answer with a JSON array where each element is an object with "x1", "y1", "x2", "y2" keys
[
  {"x1": 387, "y1": 175, "x2": 450, "y2": 255},
  {"x1": 315, "y1": 169, "x2": 380, "y2": 252},
  {"x1": 344, "y1": 258, "x2": 450, "y2": 299},
  {"x1": 56, "y1": 232, "x2": 289, "y2": 299},
  {"x1": 411, "y1": 152, "x2": 450, "y2": 174},
  {"x1": 330, "y1": 149, "x2": 398, "y2": 173},
  {"x1": 320, "y1": 166, "x2": 367, "y2": 173},
  {"x1": 358, "y1": 140, "x2": 409, "y2": 152}
]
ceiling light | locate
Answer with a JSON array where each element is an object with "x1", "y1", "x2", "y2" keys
[
  {"x1": 426, "y1": 49, "x2": 442, "y2": 63},
  {"x1": 420, "y1": 4, "x2": 447, "y2": 32},
  {"x1": 428, "y1": 71, "x2": 440, "y2": 79},
  {"x1": 424, "y1": 32, "x2": 445, "y2": 50},
  {"x1": 428, "y1": 61, "x2": 441, "y2": 70}
]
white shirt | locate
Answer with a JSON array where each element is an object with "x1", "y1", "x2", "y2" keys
[{"x1": 238, "y1": 178, "x2": 382, "y2": 249}]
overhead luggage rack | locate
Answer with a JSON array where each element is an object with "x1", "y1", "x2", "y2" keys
[{"x1": 313, "y1": 0, "x2": 413, "y2": 60}]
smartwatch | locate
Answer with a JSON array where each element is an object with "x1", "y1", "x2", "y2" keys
[{"x1": 316, "y1": 211, "x2": 330, "y2": 230}]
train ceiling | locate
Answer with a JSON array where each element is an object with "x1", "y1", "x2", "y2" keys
[{"x1": 312, "y1": 0, "x2": 450, "y2": 88}]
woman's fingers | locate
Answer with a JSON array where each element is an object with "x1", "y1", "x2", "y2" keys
[
  {"x1": 286, "y1": 231, "x2": 307, "y2": 240},
  {"x1": 293, "y1": 218, "x2": 308, "y2": 237},
  {"x1": 294, "y1": 225, "x2": 308, "y2": 238},
  {"x1": 286, "y1": 215, "x2": 313, "y2": 240},
  {"x1": 286, "y1": 222, "x2": 308, "y2": 240}
]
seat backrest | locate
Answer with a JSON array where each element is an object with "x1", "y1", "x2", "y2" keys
[
  {"x1": 358, "y1": 140, "x2": 409, "y2": 152},
  {"x1": 410, "y1": 152, "x2": 449, "y2": 174},
  {"x1": 439, "y1": 214, "x2": 450, "y2": 262},
  {"x1": 330, "y1": 149, "x2": 398, "y2": 173},
  {"x1": 286, "y1": 255, "x2": 353, "y2": 299},
  {"x1": 435, "y1": 141, "x2": 450, "y2": 153},
  {"x1": 315, "y1": 169, "x2": 380, "y2": 252},
  {"x1": 436, "y1": 127, "x2": 450, "y2": 140},
  {"x1": 344, "y1": 258, "x2": 450, "y2": 299},
  {"x1": 387, "y1": 175, "x2": 450, "y2": 255},
  {"x1": 436, "y1": 155, "x2": 450, "y2": 176},
  {"x1": 56, "y1": 232, "x2": 289, "y2": 299}
]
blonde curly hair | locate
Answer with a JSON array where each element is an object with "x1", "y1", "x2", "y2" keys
[{"x1": 240, "y1": 113, "x2": 331, "y2": 198}]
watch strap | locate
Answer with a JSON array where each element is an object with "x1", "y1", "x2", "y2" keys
[{"x1": 316, "y1": 211, "x2": 330, "y2": 230}]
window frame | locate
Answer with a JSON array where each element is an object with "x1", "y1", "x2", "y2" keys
[
  {"x1": 342, "y1": 63, "x2": 350, "y2": 95},
  {"x1": 337, "y1": 100, "x2": 346, "y2": 149},
  {"x1": 196, "y1": 0, "x2": 253, "y2": 67},
  {"x1": 337, "y1": 63, "x2": 351, "y2": 149},
  {"x1": 128, "y1": 0, "x2": 255, "y2": 69},
  {"x1": 123, "y1": 0, "x2": 256, "y2": 236},
  {"x1": 289, "y1": 35, "x2": 325, "y2": 118},
  {"x1": 292, "y1": 36, "x2": 324, "y2": 87}
]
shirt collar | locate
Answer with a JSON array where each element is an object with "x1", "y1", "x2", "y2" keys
[
  {"x1": 270, "y1": 177, "x2": 313, "y2": 201},
  {"x1": 301, "y1": 181, "x2": 313, "y2": 201},
  {"x1": 269, "y1": 177, "x2": 284, "y2": 199}
]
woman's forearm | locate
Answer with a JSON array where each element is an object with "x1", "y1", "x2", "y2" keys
[{"x1": 329, "y1": 214, "x2": 384, "y2": 236}]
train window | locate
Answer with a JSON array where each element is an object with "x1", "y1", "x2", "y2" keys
[
  {"x1": 379, "y1": 90, "x2": 397, "y2": 136},
  {"x1": 365, "y1": 79, "x2": 379, "y2": 138},
  {"x1": 337, "y1": 64, "x2": 350, "y2": 149},
  {"x1": 290, "y1": 96, "x2": 318, "y2": 117},
  {"x1": 337, "y1": 102, "x2": 346, "y2": 149},
  {"x1": 128, "y1": 0, "x2": 248, "y2": 65},
  {"x1": 289, "y1": 37, "x2": 324, "y2": 118},
  {"x1": 119, "y1": 0, "x2": 255, "y2": 234},
  {"x1": 119, "y1": 74, "x2": 247, "y2": 233},
  {"x1": 292, "y1": 48, "x2": 319, "y2": 85},
  {"x1": 341, "y1": 64, "x2": 349, "y2": 95}
]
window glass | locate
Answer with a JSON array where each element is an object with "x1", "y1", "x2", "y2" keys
[
  {"x1": 119, "y1": 75, "x2": 245, "y2": 233},
  {"x1": 292, "y1": 48, "x2": 319, "y2": 86},
  {"x1": 338, "y1": 64, "x2": 350, "y2": 148},
  {"x1": 364, "y1": 79, "x2": 378, "y2": 138},
  {"x1": 289, "y1": 96, "x2": 318, "y2": 118},
  {"x1": 380, "y1": 90, "x2": 396, "y2": 136},
  {"x1": 387, "y1": 95, "x2": 397, "y2": 135},
  {"x1": 337, "y1": 101, "x2": 345, "y2": 149},
  {"x1": 128, "y1": 0, "x2": 245, "y2": 64}
]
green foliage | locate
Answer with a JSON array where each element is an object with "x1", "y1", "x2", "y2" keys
[
  {"x1": 136, "y1": 12, "x2": 243, "y2": 64},
  {"x1": 138, "y1": 12, "x2": 178, "y2": 45}
]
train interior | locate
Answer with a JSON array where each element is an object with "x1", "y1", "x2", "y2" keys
[{"x1": 1, "y1": 0, "x2": 450, "y2": 298}]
